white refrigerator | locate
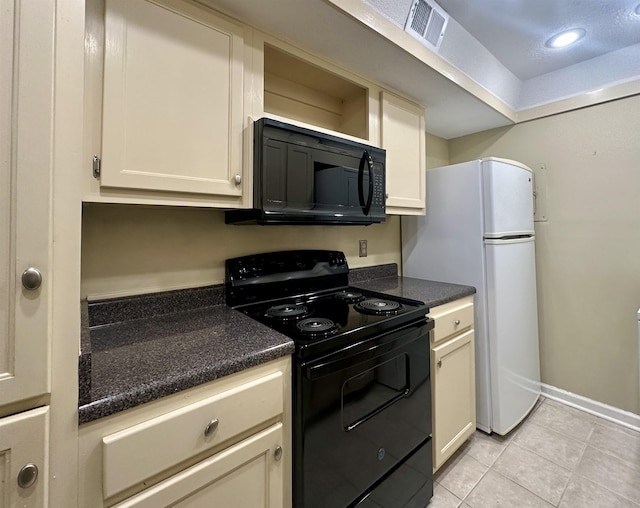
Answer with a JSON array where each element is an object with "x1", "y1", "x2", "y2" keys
[{"x1": 402, "y1": 157, "x2": 541, "y2": 435}]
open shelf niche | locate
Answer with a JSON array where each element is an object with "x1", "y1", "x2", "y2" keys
[{"x1": 263, "y1": 44, "x2": 369, "y2": 140}]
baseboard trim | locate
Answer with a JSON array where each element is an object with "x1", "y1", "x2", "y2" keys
[{"x1": 541, "y1": 383, "x2": 640, "y2": 433}]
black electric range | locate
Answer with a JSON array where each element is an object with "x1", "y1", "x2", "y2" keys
[
  {"x1": 226, "y1": 250, "x2": 434, "y2": 508},
  {"x1": 226, "y1": 250, "x2": 429, "y2": 358}
]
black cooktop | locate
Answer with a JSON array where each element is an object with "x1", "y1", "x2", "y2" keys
[{"x1": 226, "y1": 250, "x2": 429, "y2": 359}]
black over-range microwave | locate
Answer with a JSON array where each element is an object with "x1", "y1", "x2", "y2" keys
[{"x1": 225, "y1": 118, "x2": 386, "y2": 225}]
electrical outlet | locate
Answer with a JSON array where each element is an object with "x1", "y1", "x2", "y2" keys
[{"x1": 359, "y1": 240, "x2": 367, "y2": 257}]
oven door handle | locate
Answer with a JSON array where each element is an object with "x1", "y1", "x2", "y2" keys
[
  {"x1": 303, "y1": 319, "x2": 431, "y2": 380},
  {"x1": 344, "y1": 389, "x2": 409, "y2": 432}
]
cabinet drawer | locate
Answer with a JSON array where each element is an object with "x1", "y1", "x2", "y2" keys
[
  {"x1": 113, "y1": 423, "x2": 284, "y2": 508},
  {"x1": 102, "y1": 371, "x2": 283, "y2": 499},
  {"x1": 430, "y1": 297, "x2": 474, "y2": 344}
]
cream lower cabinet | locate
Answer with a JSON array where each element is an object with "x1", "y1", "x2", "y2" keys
[
  {"x1": 113, "y1": 423, "x2": 283, "y2": 508},
  {"x1": 85, "y1": 0, "x2": 250, "y2": 207},
  {"x1": 0, "y1": 406, "x2": 49, "y2": 508},
  {"x1": 430, "y1": 296, "x2": 476, "y2": 471},
  {"x1": 380, "y1": 90, "x2": 426, "y2": 215},
  {"x1": 79, "y1": 357, "x2": 291, "y2": 507}
]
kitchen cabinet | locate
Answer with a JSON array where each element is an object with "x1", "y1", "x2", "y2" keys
[
  {"x1": 257, "y1": 35, "x2": 429, "y2": 216},
  {"x1": 258, "y1": 35, "x2": 377, "y2": 142},
  {"x1": 84, "y1": 0, "x2": 251, "y2": 207},
  {"x1": 78, "y1": 357, "x2": 291, "y2": 507},
  {"x1": 112, "y1": 423, "x2": 283, "y2": 507},
  {"x1": 0, "y1": 0, "x2": 52, "y2": 413},
  {"x1": 0, "y1": 406, "x2": 49, "y2": 507},
  {"x1": 429, "y1": 296, "x2": 476, "y2": 471},
  {"x1": 381, "y1": 91, "x2": 426, "y2": 215}
]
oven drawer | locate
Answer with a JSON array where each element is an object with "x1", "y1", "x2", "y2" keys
[
  {"x1": 429, "y1": 296, "x2": 474, "y2": 344},
  {"x1": 101, "y1": 371, "x2": 283, "y2": 499}
]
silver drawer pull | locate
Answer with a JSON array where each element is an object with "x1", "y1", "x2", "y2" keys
[
  {"x1": 274, "y1": 445, "x2": 283, "y2": 461},
  {"x1": 454, "y1": 319, "x2": 461, "y2": 326},
  {"x1": 204, "y1": 418, "x2": 219, "y2": 437}
]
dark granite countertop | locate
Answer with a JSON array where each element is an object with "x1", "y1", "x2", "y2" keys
[
  {"x1": 78, "y1": 305, "x2": 294, "y2": 424},
  {"x1": 78, "y1": 264, "x2": 475, "y2": 425},
  {"x1": 353, "y1": 276, "x2": 475, "y2": 308}
]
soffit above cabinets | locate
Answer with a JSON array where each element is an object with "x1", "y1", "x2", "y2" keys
[{"x1": 201, "y1": 0, "x2": 640, "y2": 139}]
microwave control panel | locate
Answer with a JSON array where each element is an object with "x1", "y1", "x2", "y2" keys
[{"x1": 371, "y1": 163, "x2": 386, "y2": 211}]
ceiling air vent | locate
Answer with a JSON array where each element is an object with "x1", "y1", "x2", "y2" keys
[{"x1": 405, "y1": 0, "x2": 449, "y2": 52}]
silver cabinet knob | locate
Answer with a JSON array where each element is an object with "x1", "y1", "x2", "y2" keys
[
  {"x1": 204, "y1": 418, "x2": 219, "y2": 437},
  {"x1": 385, "y1": 193, "x2": 389, "y2": 199},
  {"x1": 21, "y1": 267, "x2": 42, "y2": 290},
  {"x1": 17, "y1": 463, "x2": 38, "y2": 489},
  {"x1": 274, "y1": 445, "x2": 283, "y2": 461},
  {"x1": 234, "y1": 174, "x2": 242, "y2": 185},
  {"x1": 437, "y1": 359, "x2": 442, "y2": 368},
  {"x1": 454, "y1": 319, "x2": 461, "y2": 326}
]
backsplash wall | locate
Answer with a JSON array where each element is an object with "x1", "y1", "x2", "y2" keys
[{"x1": 81, "y1": 204, "x2": 402, "y2": 300}]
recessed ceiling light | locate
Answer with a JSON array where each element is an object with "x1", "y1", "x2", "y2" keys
[{"x1": 545, "y1": 28, "x2": 586, "y2": 48}]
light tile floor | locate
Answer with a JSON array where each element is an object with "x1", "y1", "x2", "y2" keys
[{"x1": 429, "y1": 397, "x2": 640, "y2": 507}]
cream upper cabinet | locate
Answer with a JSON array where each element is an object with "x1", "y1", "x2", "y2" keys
[
  {"x1": 0, "y1": 407, "x2": 49, "y2": 507},
  {"x1": 429, "y1": 296, "x2": 476, "y2": 471},
  {"x1": 0, "y1": 0, "x2": 52, "y2": 410},
  {"x1": 380, "y1": 90, "x2": 426, "y2": 215},
  {"x1": 85, "y1": 0, "x2": 250, "y2": 207}
]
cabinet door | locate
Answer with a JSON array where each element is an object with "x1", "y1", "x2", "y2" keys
[
  {"x1": 0, "y1": 406, "x2": 49, "y2": 507},
  {"x1": 0, "y1": 0, "x2": 52, "y2": 408},
  {"x1": 101, "y1": 0, "x2": 244, "y2": 197},
  {"x1": 114, "y1": 423, "x2": 284, "y2": 508},
  {"x1": 380, "y1": 91, "x2": 426, "y2": 214},
  {"x1": 432, "y1": 329, "x2": 476, "y2": 471}
]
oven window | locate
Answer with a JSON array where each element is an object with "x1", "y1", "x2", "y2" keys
[{"x1": 341, "y1": 353, "x2": 409, "y2": 431}]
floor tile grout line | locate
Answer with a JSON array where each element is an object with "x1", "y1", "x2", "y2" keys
[
  {"x1": 508, "y1": 424, "x2": 588, "y2": 472},
  {"x1": 460, "y1": 430, "x2": 513, "y2": 502},
  {"x1": 585, "y1": 441, "x2": 640, "y2": 473},
  {"x1": 431, "y1": 396, "x2": 640, "y2": 507},
  {"x1": 433, "y1": 477, "x2": 466, "y2": 505},
  {"x1": 505, "y1": 418, "x2": 582, "y2": 506},
  {"x1": 555, "y1": 470, "x2": 574, "y2": 508},
  {"x1": 570, "y1": 469, "x2": 640, "y2": 506},
  {"x1": 486, "y1": 465, "x2": 558, "y2": 507}
]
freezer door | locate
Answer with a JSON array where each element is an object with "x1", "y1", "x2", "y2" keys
[
  {"x1": 485, "y1": 237, "x2": 540, "y2": 435},
  {"x1": 482, "y1": 159, "x2": 534, "y2": 237}
]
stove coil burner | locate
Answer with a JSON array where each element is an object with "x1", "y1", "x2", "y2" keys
[
  {"x1": 334, "y1": 290, "x2": 365, "y2": 303},
  {"x1": 296, "y1": 317, "x2": 339, "y2": 337},
  {"x1": 265, "y1": 304, "x2": 309, "y2": 321},
  {"x1": 355, "y1": 299, "x2": 404, "y2": 316}
]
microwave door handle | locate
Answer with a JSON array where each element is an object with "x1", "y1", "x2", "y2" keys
[
  {"x1": 358, "y1": 151, "x2": 374, "y2": 215},
  {"x1": 358, "y1": 151, "x2": 367, "y2": 208}
]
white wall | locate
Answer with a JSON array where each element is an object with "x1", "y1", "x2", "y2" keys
[
  {"x1": 449, "y1": 94, "x2": 640, "y2": 414},
  {"x1": 81, "y1": 205, "x2": 402, "y2": 299}
]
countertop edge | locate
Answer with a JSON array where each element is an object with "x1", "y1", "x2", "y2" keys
[
  {"x1": 78, "y1": 341, "x2": 294, "y2": 425},
  {"x1": 79, "y1": 274, "x2": 474, "y2": 424}
]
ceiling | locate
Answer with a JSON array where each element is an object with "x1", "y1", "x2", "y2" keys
[
  {"x1": 436, "y1": 0, "x2": 640, "y2": 81},
  {"x1": 204, "y1": 0, "x2": 640, "y2": 138}
]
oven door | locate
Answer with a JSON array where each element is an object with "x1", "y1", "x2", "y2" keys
[{"x1": 293, "y1": 319, "x2": 432, "y2": 508}]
